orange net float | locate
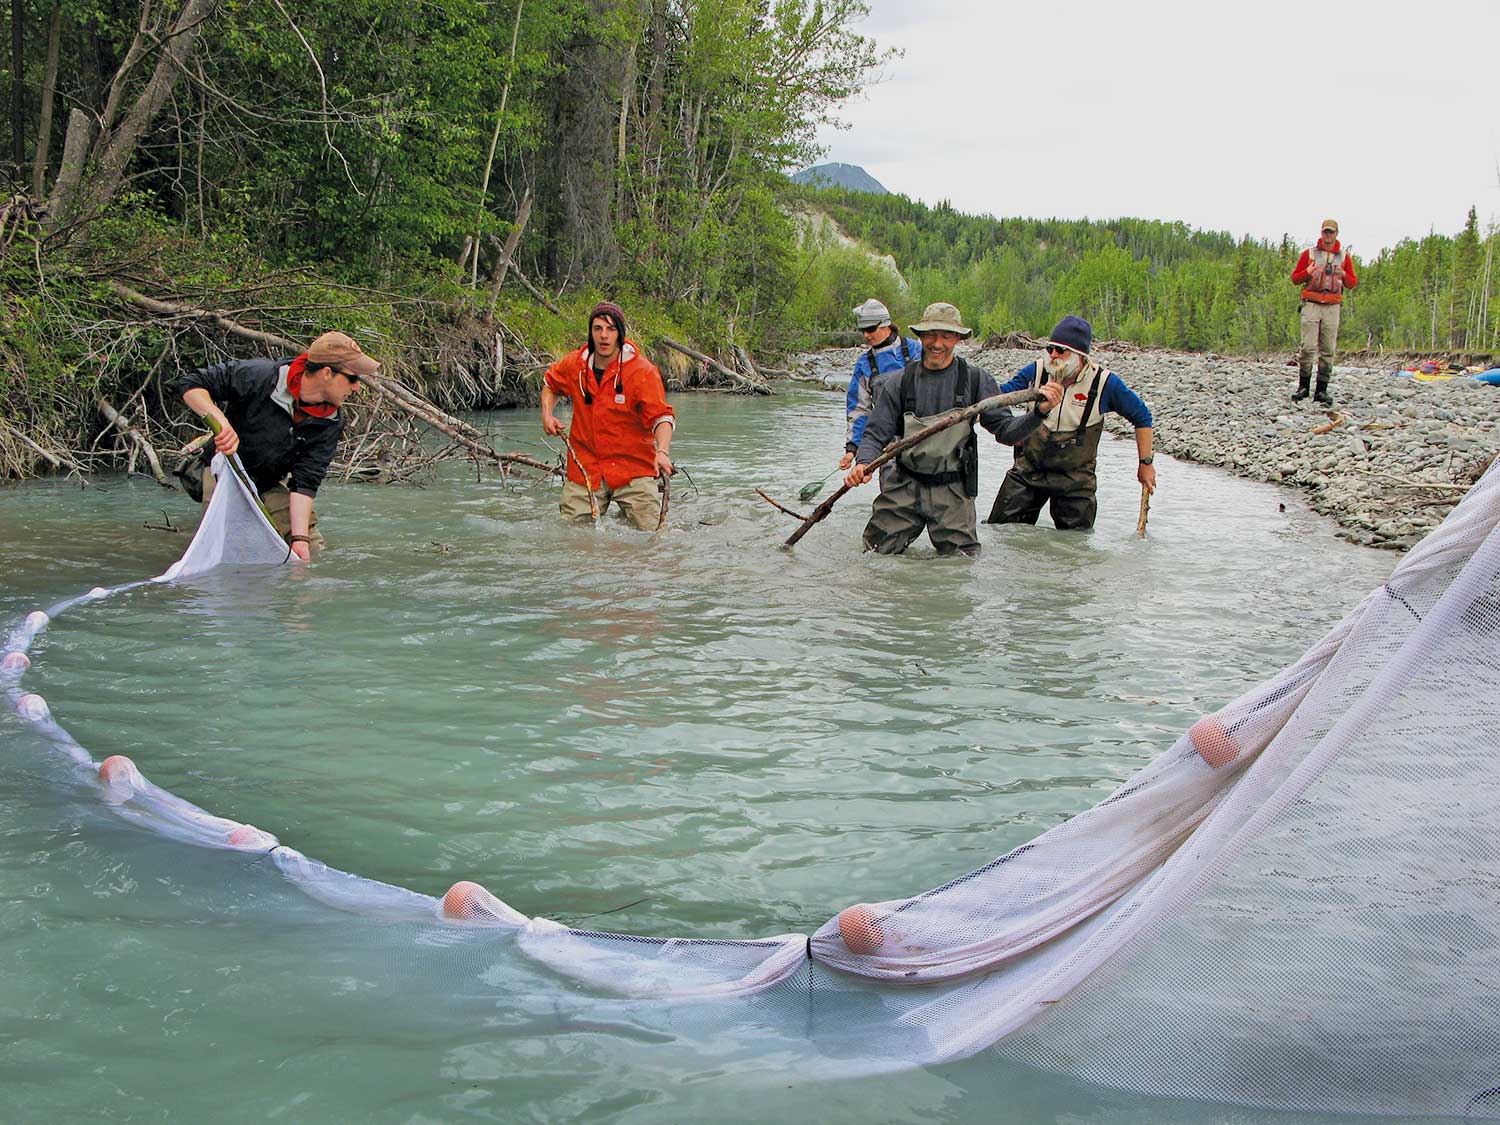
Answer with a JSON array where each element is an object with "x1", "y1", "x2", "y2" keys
[
  {"x1": 1, "y1": 651, "x2": 30, "y2": 673},
  {"x1": 441, "y1": 880, "x2": 528, "y2": 927},
  {"x1": 1189, "y1": 715, "x2": 1242, "y2": 769},
  {"x1": 837, "y1": 904, "x2": 886, "y2": 955},
  {"x1": 226, "y1": 824, "x2": 278, "y2": 850},
  {"x1": 97, "y1": 754, "x2": 144, "y2": 797}
]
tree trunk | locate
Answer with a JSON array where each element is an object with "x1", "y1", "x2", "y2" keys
[
  {"x1": 10, "y1": 0, "x2": 24, "y2": 167},
  {"x1": 486, "y1": 191, "x2": 532, "y2": 313},
  {"x1": 44, "y1": 108, "x2": 93, "y2": 229},
  {"x1": 31, "y1": 4, "x2": 63, "y2": 197},
  {"x1": 469, "y1": 0, "x2": 525, "y2": 288},
  {"x1": 76, "y1": 0, "x2": 219, "y2": 225}
]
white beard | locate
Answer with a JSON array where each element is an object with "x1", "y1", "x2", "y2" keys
[{"x1": 1046, "y1": 351, "x2": 1084, "y2": 381}]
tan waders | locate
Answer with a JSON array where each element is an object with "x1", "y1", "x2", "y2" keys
[
  {"x1": 198, "y1": 464, "x2": 324, "y2": 548},
  {"x1": 560, "y1": 476, "x2": 661, "y2": 530},
  {"x1": 862, "y1": 408, "x2": 980, "y2": 556},
  {"x1": 1297, "y1": 301, "x2": 1340, "y2": 404}
]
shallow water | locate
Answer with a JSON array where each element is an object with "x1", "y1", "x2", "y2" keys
[{"x1": 0, "y1": 389, "x2": 1407, "y2": 1122}]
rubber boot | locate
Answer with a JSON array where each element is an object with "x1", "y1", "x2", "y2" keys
[
  {"x1": 1313, "y1": 365, "x2": 1333, "y2": 406},
  {"x1": 1291, "y1": 369, "x2": 1311, "y2": 401}
]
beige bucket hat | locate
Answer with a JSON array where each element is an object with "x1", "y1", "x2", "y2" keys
[{"x1": 909, "y1": 301, "x2": 973, "y2": 338}]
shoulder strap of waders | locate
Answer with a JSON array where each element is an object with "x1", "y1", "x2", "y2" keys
[
  {"x1": 898, "y1": 335, "x2": 910, "y2": 365},
  {"x1": 1078, "y1": 368, "x2": 1103, "y2": 430},
  {"x1": 865, "y1": 346, "x2": 879, "y2": 383}
]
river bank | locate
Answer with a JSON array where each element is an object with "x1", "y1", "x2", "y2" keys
[{"x1": 796, "y1": 346, "x2": 1498, "y2": 551}]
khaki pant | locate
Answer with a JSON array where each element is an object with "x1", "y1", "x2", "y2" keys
[
  {"x1": 560, "y1": 476, "x2": 662, "y2": 531},
  {"x1": 862, "y1": 469, "x2": 979, "y2": 556},
  {"x1": 1299, "y1": 301, "x2": 1341, "y2": 374},
  {"x1": 199, "y1": 465, "x2": 324, "y2": 548}
]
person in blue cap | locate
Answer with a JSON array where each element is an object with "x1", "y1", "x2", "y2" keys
[{"x1": 986, "y1": 316, "x2": 1155, "y2": 531}]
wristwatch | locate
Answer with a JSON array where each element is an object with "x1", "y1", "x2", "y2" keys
[{"x1": 1138, "y1": 456, "x2": 1154, "y2": 465}]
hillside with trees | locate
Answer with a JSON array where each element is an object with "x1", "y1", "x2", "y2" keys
[{"x1": 789, "y1": 185, "x2": 1498, "y2": 357}]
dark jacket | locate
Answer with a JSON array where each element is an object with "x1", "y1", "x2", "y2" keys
[{"x1": 174, "y1": 357, "x2": 344, "y2": 496}]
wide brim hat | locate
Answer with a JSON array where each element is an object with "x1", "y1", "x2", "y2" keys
[{"x1": 909, "y1": 302, "x2": 973, "y2": 338}]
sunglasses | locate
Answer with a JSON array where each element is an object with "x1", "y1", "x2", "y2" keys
[
  {"x1": 328, "y1": 366, "x2": 361, "y2": 386},
  {"x1": 1321, "y1": 228, "x2": 1336, "y2": 235},
  {"x1": 1044, "y1": 345, "x2": 1072, "y2": 356}
]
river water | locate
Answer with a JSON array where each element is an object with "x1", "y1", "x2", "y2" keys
[{"x1": 0, "y1": 387, "x2": 1402, "y2": 1122}]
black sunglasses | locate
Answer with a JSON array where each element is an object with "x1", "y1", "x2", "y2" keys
[
  {"x1": 1044, "y1": 345, "x2": 1071, "y2": 356},
  {"x1": 327, "y1": 365, "x2": 361, "y2": 385}
]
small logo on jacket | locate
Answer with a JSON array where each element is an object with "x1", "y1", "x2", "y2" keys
[{"x1": 1073, "y1": 392, "x2": 1088, "y2": 402}]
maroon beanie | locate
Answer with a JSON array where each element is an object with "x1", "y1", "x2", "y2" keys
[{"x1": 588, "y1": 300, "x2": 626, "y2": 343}]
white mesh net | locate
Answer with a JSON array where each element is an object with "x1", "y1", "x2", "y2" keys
[{"x1": 5, "y1": 457, "x2": 1499, "y2": 1117}]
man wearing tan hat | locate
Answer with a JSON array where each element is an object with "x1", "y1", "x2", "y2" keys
[
  {"x1": 175, "y1": 330, "x2": 378, "y2": 560},
  {"x1": 1290, "y1": 219, "x2": 1358, "y2": 405},
  {"x1": 844, "y1": 301, "x2": 1061, "y2": 555}
]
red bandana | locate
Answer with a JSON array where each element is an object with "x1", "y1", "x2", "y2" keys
[{"x1": 286, "y1": 354, "x2": 338, "y2": 422}]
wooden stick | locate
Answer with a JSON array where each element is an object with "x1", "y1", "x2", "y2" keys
[
  {"x1": 755, "y1": 487, "x2": 808, "y2": 521},
  {"x1": 659, "y1": 334, "x2": 772, "y2": 395},
  {"x1": 1136, "y1": 484, "x2": 1150, "y2": 539},
  {"x1": 782, "y1": 388, "x2": 1043, "y2": 548},
  {"x1": 98, "y1": 397, "x2": 173, "y2": 486},
  {"x1": 656, "y1": 470, "x2": 670, "y2": 531}
]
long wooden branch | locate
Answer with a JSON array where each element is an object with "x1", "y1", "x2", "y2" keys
[
  {"x1": 107, "y1": 280, "x2": 561, "y2": 478},
  {"x1": 781, "y1": 388, "x2": 1043, "y2": 548},
  {"x1": 660, "y1": 334, "x2": 772, "y2": 395}
]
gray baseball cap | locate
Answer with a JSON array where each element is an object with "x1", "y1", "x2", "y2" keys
[{"x1": 852, "y1": 298, "x2": 893, "y2": 330}]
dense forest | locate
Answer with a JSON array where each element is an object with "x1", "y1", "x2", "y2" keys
[
  {"x1": 0, "y1": 0, "x2": 889, "y2": 473},
  {"x1": 792, "y1": 187, "x2": 1499, "y2": 357}
]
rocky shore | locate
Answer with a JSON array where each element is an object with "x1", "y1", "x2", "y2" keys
[{"x1": 796, "y1": 346, "x2": 1498, "y2": 551}]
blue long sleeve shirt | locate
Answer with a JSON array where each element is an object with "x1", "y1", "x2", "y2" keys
[
  {"x1": 846, "y1": 334, "x2": 922, "y2": 450},
  {"x1": 997, "y1": 361, "x2": 1154, "y2": 428}
]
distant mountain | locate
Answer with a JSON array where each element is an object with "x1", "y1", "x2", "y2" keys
[{"x1": 791, "y1": 162, "x2": 889, "y2": 194}]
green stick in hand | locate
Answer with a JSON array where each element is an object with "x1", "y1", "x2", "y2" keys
[{"x1": 203, "y1": 415, "x2": 276, "y2": 525}]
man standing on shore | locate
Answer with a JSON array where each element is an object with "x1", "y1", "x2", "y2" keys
[
  {"x1": 987, "y1": 316, "x2": 1155, "y2": 531},
  {"x1": 844, "y1": 302, "x2": 1061, "y2": 556},
  {"x1": 1290, "y1": 219, "x2": 1358, "y2": 405},
  {"x1": 176, "y1": 330, "x2": 378, "y2": 560},
  {"x1": 541, "y1": 301, "x2": 675, "y2": 530},
  {"x1": 839, "y1": 298, "x2": 921, "y2": 470}
]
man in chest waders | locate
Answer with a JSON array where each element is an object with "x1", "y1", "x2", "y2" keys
[
  {"x1": 844, "y1": 302, "x2": 1063, "y2": 556},
  {"x1": 987, "y1": 315, "x2": 1155, "y2": 531}
]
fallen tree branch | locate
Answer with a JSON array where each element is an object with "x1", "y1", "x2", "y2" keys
[
  {"x1": 98, "y1": 397, "x2": 173, "y2": 486},
  {"x1": 781, "y1": 387, "x2": 1043, "y2": 548},
  {"x1": 659, "y1": 334, "x2": 772, "y2": 395},
  {"x1": 106, "y1": 280, "x2": 560, "y2": 479},
  {"x1": 486, "y1": 238, "x2": 561, "y2": 315}
]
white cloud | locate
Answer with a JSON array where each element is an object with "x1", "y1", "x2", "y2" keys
[{"x1": 819, "y1": 0, "x2": 1500, "y2": 253}]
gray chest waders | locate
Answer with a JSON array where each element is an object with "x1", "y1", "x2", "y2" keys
[{"x1": 893, "y1": 359, "x2": 981, "y2": 498}]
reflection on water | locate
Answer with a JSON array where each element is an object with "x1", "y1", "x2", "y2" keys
[{"x1": 0, "y1": 389, "x2": 1397, "y2": 1121}]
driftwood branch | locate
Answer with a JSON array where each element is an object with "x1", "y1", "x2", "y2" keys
[
  {"x1": 656, "y1": 470, "x2": 670, "y2": 531},
  {"x1": 659, "y1": 334, "x2": 771, "y2": 395},
  {"x1": 107, "y1": 280, "x2": 561, "y2": 479},
  {"x1": 781, "y1": 388, "x2": 1043, "y2": 548},
  {"x1": 485, "y1": 238, "x2": 561, "y2": 315},
  {"x1": 1137, "y1": 484, "x2": 1150, "y2": 539},
  {"x1": 755, "y1": 487, "x2": 807, "y2": 521},
  {"x1": 98, "y1": 397, "x2": 173, "y2": 486}
]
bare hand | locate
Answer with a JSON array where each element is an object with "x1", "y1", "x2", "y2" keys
[
  {"x1": 542, "y1": 414, "x2": 564, "y2": 436},
  {"x1": 844, "y1": 463, "x2": 872, "y2": 488},
  {"x1": 289, "y1": 540, "x2": 312, "y2": 562},
  {"x1": 655, "y1": 450, "x2": 675, "y2": 477},
  {"x1": 839, "y1": 451, "x2": 854, "y2": 470},
  {"x1": 1036, "y1": 382, "x2": 1064, "y2": 412},
  {"x1": 1138, "y1": 462, "x2": 1157, "y2": 495},
  {"x1": 212, "y1": 419, "x2": 239, "y2": 455}
]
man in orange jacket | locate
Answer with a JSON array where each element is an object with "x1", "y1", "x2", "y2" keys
[
  {"x1": 541, "y1": 301, "x2": 676, "y2": 529},
  {"x1": 1290, "y1": 218, "x2": 1358, "y2": 405}
]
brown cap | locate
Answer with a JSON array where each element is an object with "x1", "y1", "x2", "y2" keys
[
  {"x1": 307, "y1": 331, "x2": 380, "y2": 377},
  {"x1": 1320, "y1": 218, "x2": 1339, "y2": 235}
]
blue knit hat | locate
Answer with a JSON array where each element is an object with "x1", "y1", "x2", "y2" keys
[{"x1": 1046, "y1": 315, "x2": 1093, "y2": 356}]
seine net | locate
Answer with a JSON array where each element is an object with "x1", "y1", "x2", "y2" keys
[{"x1": 5, "y1": 453, "x2": 1498, "y2": 1117}]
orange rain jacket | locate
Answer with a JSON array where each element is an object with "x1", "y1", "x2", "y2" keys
[{"x1": 544, "y1": 340, "x2": 675, "y2": 489}]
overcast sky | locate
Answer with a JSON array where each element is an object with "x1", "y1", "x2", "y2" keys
[{"x1": 813, "y1": 0, "x2": 1499, "y2": 256}]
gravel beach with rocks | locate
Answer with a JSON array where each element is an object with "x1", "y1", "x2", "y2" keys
[{"x1": 795, "y1": 346, "x2": 1498, "y2": 551}]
